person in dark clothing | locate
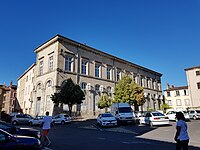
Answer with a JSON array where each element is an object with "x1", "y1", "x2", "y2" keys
[{"x1": 174, "y1": 112, "x2": 189, "y2": 150}]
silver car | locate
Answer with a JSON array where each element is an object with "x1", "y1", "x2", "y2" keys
[
  {"x1": 188, "y1": 110, "x2": 200, "y2": 120},
  {"x1": 11, "y1": 114, "x2": 33, "y2": 125}
]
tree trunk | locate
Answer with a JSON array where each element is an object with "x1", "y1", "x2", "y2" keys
[{"x1": 68, "y1": 104, "x2": 72, "y2": 116}]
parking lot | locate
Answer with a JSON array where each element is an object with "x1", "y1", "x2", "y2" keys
[{"x1": 30, "y1": 119, "x2": 200, "y2": 150}]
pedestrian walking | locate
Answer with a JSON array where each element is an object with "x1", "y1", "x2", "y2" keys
[
  {"x1": 42, "y1": 111, "x2": 55, "y2": 146},
  {"x1": 174, "y1": 112, "x2": 189, "y2": 150}
]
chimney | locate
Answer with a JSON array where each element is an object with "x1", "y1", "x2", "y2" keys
[
  {"x1": 171, "y1": 85, "x2": 174, "y2": 88},
  {"x1": 166, "y1": 83, "x2": 170, "y2": 89},
  {"x1": 10, "y1": 81, "x2": 13, "y2": 87}
]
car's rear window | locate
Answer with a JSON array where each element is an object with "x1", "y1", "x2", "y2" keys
[
  {"x1": 152, "y1": 112, "x2": 164, "y2": 116},
  {"x1": 64, "y1": 115, "x2": 69, "y2": 117}
]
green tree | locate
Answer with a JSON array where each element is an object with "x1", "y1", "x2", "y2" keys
[
  {"x1": 97, "y1": 92, "x2": 112, "y2": 112},
  {"x1": 51, "y1": 78, "x2": 85, "y2": 115},
  {"x1": 113, "y1": 76, "x2": 144, "y2": 110},
  {"x1": 161, "y1": 102, "x2": 171, "y2": 113}
]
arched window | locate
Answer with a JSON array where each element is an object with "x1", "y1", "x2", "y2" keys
[
  {"x1": 81, "y1": 82, "x2": 87, "y2": 90},
  {"x1": 46, "y1": 80, "x2": 52, "y2": 88},
  {"x1": 107, "y1": 86, "x2": 111, "y2": 96},
  {"x1": 95, "y1": 84, "x2": 100, "y2": 91},
  {"x1": 37, "y1": 83, "x2": 42, "y2": 90}
]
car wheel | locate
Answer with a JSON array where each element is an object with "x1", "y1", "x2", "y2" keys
[
  {"x1": 193, "y1": 116, "x2": 197, "y2": 120},
  {"x1": 149, "y1": 121, "x2": 153, "y2": 127},
  {"x1": 12, "y1": 121, "x2": 18, "y2": 125},
  {"x1": 61, "y1": 120, "x2": 65, "y2": 125}
]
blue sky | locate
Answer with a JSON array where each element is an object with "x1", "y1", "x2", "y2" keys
[{"x1": 0, "y1": 0, "x2": 200, "y2": 90}]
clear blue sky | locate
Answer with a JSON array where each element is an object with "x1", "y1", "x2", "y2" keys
[{"x1": 0, "y1": 0, "x2": 200, "y2": 90}]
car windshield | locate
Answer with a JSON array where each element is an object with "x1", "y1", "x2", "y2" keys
[
  {"x1": 102, "y1": 114, "x2": 113, "y2": 117},
  {"x1": 118, "y1": 107, "x2": 132, "y2": 113},
  {"x1": 152, "y1": 112, "x2": 165, "y2": 116}
]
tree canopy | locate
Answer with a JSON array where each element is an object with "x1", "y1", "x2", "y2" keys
[
  {"x1": 51, "y1": 78, "x2": 85, "y2": 115},
  {"x1": 97, "y1": 92, "x2": 112, "y2": 111},
  {"x1": 113, "y1": 76, "x2": 144, "y2": 107}
]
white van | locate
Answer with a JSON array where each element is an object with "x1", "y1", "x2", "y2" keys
[{"x1": 110, "y1": 103, "x2": 135, "y2": 124}]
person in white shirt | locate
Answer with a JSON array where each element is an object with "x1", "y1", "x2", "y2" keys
[
  {"x1": 42, "y1": 111, "x2": 55, "y2": 146},
  {"x1": 174, "y1": 112, "x2": 189, "y2": 150}
]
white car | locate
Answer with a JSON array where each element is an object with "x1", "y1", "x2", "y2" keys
[
  {"x1": 52, "y1": 114, "x2": 71, "y2": 124},
  {"x1": 165, "y1": 111, "x2": 190, "y2": 121},
  {"x1": 97, "y1": 113, "x2": 117, "y2": 127},
  {"x1": 165, "y1": 111, "x2": 177, "y2": 121},
  {"x1": 139, "y1": 111, "x2": 169, "y2": 127},
  {"x1": 188, "y1": 110, "x2": 200, "y2": 120},
  {"x1": 29, "y1": 116, "x2": 44, "y2": 126}
]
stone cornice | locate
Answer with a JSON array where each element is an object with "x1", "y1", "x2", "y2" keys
[{"x1": 34, "y1": 34, "x2": 162, "y2": 77}]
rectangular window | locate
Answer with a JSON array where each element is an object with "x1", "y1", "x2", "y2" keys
[
  {"x1": 65, "y1": 56, "x2": 73, "y2": 72},
  {"x1": 107, "y1": 66, "x2": 112, "y2": 80},
  {"x1": 167, "y1": 100, "x2": 172, "y2": 106},
  {"x1": 81, "y1": 60, "x2": 88, "y2": 75},
  {"x1": 49, "y1": 56, "x2": 53, "y2": 71},
  {"x1": 116, "y1": 69, "x2": 121, "y2": 81},
  {"x1": 197, "y1": 82, "x2": 200, "y2": 89},
  {"x1": 175, "y1": 90, "x2": 180, "y2": 96},
  {"x1": 184, "y1": 99, "x2": 190, "y2": 106},
  {"x1": 176, "y1": 99, "x2": 182, "y2": 106},
  {"x1": 39, "y1": 60, "x2": 43, "y2": 75},
  {"x1": 196, "y1": 70, "x2": 200, "y2": 76},
  {"x1": 167, "y1": 91, "x2": 171, "y2": 97},
  {"x1": 183, "y1": 90, "x2": 187, "y2": 95},
  {"x1": 95, "y1": 64, "x2": 101, "y2": 78}
]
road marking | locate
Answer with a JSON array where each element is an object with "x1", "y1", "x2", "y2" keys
[
  {"x1": 93, "y1": 124, "x2": 103, "y2": 131},
  {"x1": 121, "y1": 141, "x2": 154, "y2": 145},
  {"x1": 42, "y1": 147, "x2": 53, "y2": 150}
]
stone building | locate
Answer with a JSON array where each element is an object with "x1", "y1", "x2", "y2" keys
[
  {"x1": 0, "y1": 82, "x2": 19, "y2": 114},
  {"x1": 17, "y1": 34, "x2": 163, "y2": 117}
]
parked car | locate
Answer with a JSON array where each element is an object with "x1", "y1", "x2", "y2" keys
[
  {"x1": 97, "y1": 113, "x2": 117, "y2": 127},
  {"x1": 110, "y1": 103, "x2": 136, "y2": 124},
  {"x1": 52, "y1": 114, "x2": 71, "y2": 124},
  {"x1": 0, "y1": 120, "x2": 41, "y2": 139},
  {"x1": 165, "y1": 111, "x2": 190, "y2": 121},
  {"x1": 188, "y1": 110, "x2": 200, "y2": 120},
  {"x1": 10, "y1": 114, "x2": 33, "y2": 125},
  {"x1": 0, "y1": 129, "x2": 41, "y2": 150},
  {"x1": 29, "y1": 116, "x2": 44, "y2": 126},
  {"x1": 139, "y1": 111, "x2": 169, "y2": 126},
  {"x1": 165, "y1": 111, "x2": 177, "y2": 121}
]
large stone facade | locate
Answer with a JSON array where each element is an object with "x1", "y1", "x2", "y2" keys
[{"x1": 18, "y1": 34, "x2": 163, "y2": 117}]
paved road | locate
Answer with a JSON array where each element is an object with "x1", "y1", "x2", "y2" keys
[{"x1": 30, "y1": 119, "x2": 200, "y2": 150}]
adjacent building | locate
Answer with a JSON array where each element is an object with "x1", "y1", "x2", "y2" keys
[
  {"x1": 17, "y1": 34, "x2": 163, "y2": 117},
  {"x1": 0, "y1": 82, "x2": 20, "y2": 114},
  {"x1": 17, "y1": 63, "x2": 36, "y2": 115},
  {"x1": 185, "y1": 66, "x2": 200, "y2": 109},
  {"x1": 164, "y1": 84, "x2": 192, "y2": 111}
]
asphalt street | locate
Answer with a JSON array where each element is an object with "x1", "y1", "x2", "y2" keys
[{"x1": 35, "y1": 119, "x2": 200, "y2": 150}]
